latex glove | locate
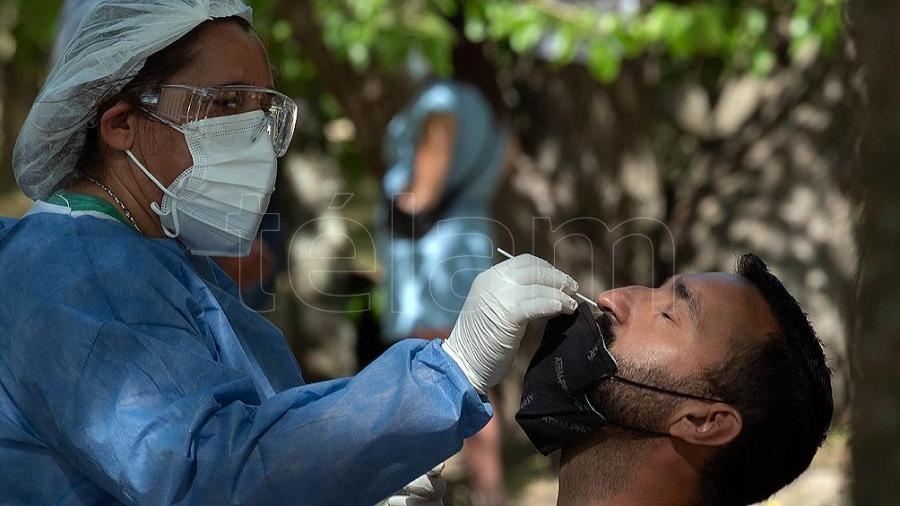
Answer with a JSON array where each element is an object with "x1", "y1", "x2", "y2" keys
[
  {"x1": 443, "y1": 253, "x2": 578, "y2": 394},
  {"x1": 375, "y1": 464, "x2": 446, "y2": 506}
]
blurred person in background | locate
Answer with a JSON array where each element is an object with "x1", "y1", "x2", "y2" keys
[
  {"x1": 375, "y1": 33, "x2": 514, "y2": 505},
  {"x1": 0, "y1": 0, "x2": 581, "y2": 503}
]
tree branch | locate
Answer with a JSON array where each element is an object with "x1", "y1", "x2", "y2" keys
[{"x1": 278, "y1": 0, "x2": 401, "y2": 176}]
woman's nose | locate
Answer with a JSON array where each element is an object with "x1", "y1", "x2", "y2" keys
[{"x1": 596, "y1": 286, "x2": 637, "y2": 324}]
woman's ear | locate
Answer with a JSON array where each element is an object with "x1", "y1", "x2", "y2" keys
[
  {"x1": 98, "y1": 101, "x2": 137, "y2": 152},
  {"x1": 668, "y1": 402, "x2": 742, "y2": 448}
]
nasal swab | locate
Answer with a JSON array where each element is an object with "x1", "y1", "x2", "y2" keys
[{"x1": 496, "y1": 247, "x2": 600, "y2": 311}]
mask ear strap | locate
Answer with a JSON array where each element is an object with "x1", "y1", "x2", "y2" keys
[
  {"x1": 150, "y1": 201, "x2": 181, "y2": 238},
  {"x1": 580, "y1": 390, "x2": 672, "y2": 439},
  {"x1": 608, "y1": 375, "x2": 726, "y2": 404},
  {"x1": 125, "y1": 149, "x2": 181, "y2": 238},
  {"x1": 579, "y1": 373, "x2": 726, "y2": 439},
  {"x1": 580, "y1": 391, "x2": 610, "y2": 424}
]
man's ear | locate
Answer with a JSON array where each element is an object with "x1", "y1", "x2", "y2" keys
[
  {"x1": 99, "y1": 101, "x2": 138, "y2": 152},
  {"x1": 667, "y1": 402, "x2": 742, "y2": 447}
]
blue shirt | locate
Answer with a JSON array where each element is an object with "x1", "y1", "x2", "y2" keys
[
  {"x1": 0, "y1": 202, "x2": 491, "y2": 505},
  {"x1": 377, "y1": 80, "x2": 505, "y2": 340}
]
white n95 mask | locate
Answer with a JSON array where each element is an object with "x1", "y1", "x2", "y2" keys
[{"x1": 127, "y1": 110, "x2": 277, "y2": 257}]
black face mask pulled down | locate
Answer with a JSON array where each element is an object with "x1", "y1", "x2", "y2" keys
[
  {"x1": 515, "y1": 303, "x2": 618, "y2": 455},
  {"x1": 515, "y1": 303, "x2": 727, "y2": 455}
]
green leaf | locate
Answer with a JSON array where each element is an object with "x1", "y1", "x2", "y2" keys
[
  {"x1": 509, "y1": 17, "x2": 545, "y2": 53},
  {"x1": 790, "y1": 16, "x2": 811, "y2": 39},
  {"x1": 485, "y1": 3, "x2": 518, "y2": 40},
  {"x1": 691, "y1": 5, "x2": 727, "y2": 53},
  {"x1": 751, "y1": 48, "x2": 775, "y2": 75},
  {"x1": 272, "y1": 20, "x2": 292, "y2": 43},
  {"x1": 744, "y1": 8, "x2": 768, "y2": 37},
  {"x1": 545, "y1": 24, "x2": 580, "y2": 65},
  {"x1": 587, "y1": 41, "x2": 622, "y2": 83},
  {"x1": 663, "y1": 9, "x2": 696, "y2": 59},
  {"x1": 348, "y1": 41, "x2": 369, "y2": 70},
  {"x1": 465, "y1": 17, "x2": 487, "y2": 42},
  {"x1": 637, "y1": 3, "x2": 673, "y2": 44}
]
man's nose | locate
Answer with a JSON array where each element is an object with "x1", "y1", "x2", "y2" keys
[{"x1": 596, "y1": 286, "x2": 640, "y2": 324}]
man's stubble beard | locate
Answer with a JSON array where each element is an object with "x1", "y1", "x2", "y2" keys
[
  {"x1": 592, "y1": 311, "x2": 710, "y2": 434},
  {"x1": 557, "y1": 314, "x2": 706, "y2": 503},
  {"x1": 557, "y1": 358, "x2": 680, "y2": 503}
]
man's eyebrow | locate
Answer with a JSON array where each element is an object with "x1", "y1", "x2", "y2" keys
[{"x1": 675, "y1": 277, "x2": 700, "y2": 326}]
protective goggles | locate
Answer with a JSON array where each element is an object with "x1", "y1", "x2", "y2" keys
[{"x1": 137, "y1": 84, "x2": 299, "y2": 157}]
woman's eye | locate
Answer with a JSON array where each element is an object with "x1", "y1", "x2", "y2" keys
[
  {"x1": 214, "y1": 99, "x2": 238, "y2": 109},
  {"x1": 661, "y1": 311, "x2": 673, "y2": 321},
  {"x1": 211, "y1": 93, "x2": 244, "y2": 111}
]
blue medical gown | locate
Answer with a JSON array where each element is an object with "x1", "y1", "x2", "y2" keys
[{"x1": 0, "y1": 209, "x2": 491, "y2": 505}]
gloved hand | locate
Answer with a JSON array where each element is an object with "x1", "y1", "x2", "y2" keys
[
  {"x1": 443, "y1": 254, "x2": 578, "y2": 394},
  {"x1": 375, "y1": 464, "x2": 446, "y2": 506}
]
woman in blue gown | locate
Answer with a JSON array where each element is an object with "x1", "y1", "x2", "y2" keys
[{"x1": 0, "y1": 1, "x2": 579, "y2": 504}]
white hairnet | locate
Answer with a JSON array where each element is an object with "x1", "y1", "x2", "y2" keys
[
  {"x1": 13, "y1": 0, "x2": 253, "y2": 200},
  {"x1": 52, "y1": 0, "x2": 100, "y2": 64}
]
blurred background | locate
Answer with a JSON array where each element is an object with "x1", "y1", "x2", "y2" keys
[{"x1": 1, "y1": 0, "x2": 897, "y2": 504}]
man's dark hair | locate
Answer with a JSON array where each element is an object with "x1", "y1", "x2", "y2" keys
[{"x1": 700, "y1": 253, "x2": 834, "y2": 505}]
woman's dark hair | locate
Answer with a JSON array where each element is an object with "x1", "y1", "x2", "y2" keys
[{"x1": 70, "y1": 16, "x2": 252, "y2": 181}]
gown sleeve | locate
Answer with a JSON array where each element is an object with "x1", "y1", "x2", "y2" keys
[{"x1": 9, "y1": 292, "x2": 491, "y2": 505}]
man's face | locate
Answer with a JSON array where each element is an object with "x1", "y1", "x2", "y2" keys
[
  {"x1": 590, "y1": 273, "x2": 778, "y2": 431},
  {"x1": 598, "y1": 272, "x2": 777, "y2": 382}
]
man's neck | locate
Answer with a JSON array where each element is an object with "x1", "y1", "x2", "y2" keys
[{"x1": 556, "y1": 432, "x2": 703, "y2": 506}]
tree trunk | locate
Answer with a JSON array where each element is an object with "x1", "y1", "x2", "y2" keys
[{"x1": 848, "y1": 0, "x2": 900, "y2": 501}]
